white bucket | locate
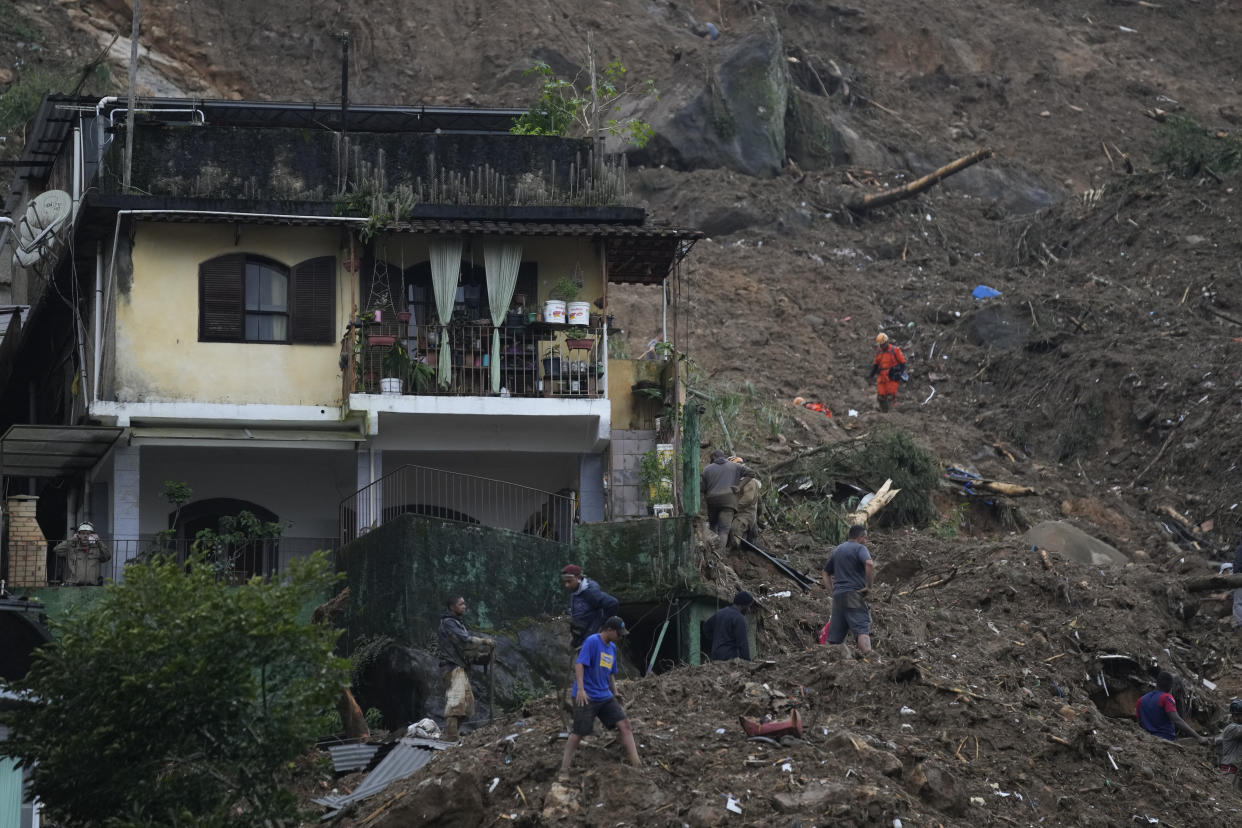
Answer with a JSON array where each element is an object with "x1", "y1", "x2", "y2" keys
[
  {"x1": 567, "y1": 301, "x2": 591, "y2": 325},
  {"x1": 544, "y1": 299, "x2": 566, "y2": 324},
  {"x1": 380, "y1": 377, "x2": 403, "y2": 395}
]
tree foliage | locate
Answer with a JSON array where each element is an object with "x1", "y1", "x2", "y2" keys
[
  {"x1": 5, "y1": 551, "x2": 348, "y2": 827},
  {"x1": 511, "y1": 55, "x2": 657, "y2": 148}
]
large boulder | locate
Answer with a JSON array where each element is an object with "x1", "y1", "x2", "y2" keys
[
  {"x1": 1024, "y1": 520, "x2": 1130, "y2": 568},
  {"x1": 632, "y1": 17, "x2": 789, "y2": 177}
]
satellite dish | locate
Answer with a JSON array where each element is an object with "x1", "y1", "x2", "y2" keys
[{"x1": 13, "y1": 190, "x2": 71, "y2": 268}]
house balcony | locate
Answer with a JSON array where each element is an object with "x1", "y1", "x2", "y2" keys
[
  {"x1": 33, "y1": 536, "x2": 339, "y2": 587},
  {"x1": 345, "y1": 320, "x2": 612, "y2": 454},
  {"x1": 351, "y1": 322, "x2": 606, "y2": 400}
]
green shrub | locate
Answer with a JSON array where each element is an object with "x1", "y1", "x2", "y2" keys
[
  {"x1": 6, "y1": 551, "x2": 348, "y2": 826},
  {"x1": 1157, "y1": 113, "x2": 1242, "y2": 177}
]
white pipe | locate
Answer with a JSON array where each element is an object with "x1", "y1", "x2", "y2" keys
[
  {"x1": 93, "y1": 208, "x2": 366, "y2": 405},
  {"x1": 661, "y1": 277, "x2": 668, "y2": 343},
  {"x1": 93, "y1": 241, "x2": 103, "y2": 405},
  {"x1": 95, "y1": 95, "x2": 119, "y2": 153},
  {"x1": 109, "y1": 107, "x2": 205, "y2": 128},
  {"x1": 72, "y1": 123, "x2": 82, "y2": 220}
]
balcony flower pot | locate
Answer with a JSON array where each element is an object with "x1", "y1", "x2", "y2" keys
[
  {"x1": 380, "y1": 377, "x2": 403, "y2": 395},
  {"x1": 368, "y1": 335, "x2": 397, "y2": 347},
  {"x1": 565, "y1": 338, "x2": 595, "y2": 350},
  {"x1": 397, "y1": 310, "x2": 412, "y2": 322}
]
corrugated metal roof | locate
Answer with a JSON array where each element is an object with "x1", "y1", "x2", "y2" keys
[
  {"x1": 314, "y1": 737, "x2": 445, "y2": 816},
  {"x1": 392, "y1": 219, "x2": 702, "y2": 240},
  {"x1": 327, "y1": 742, "x2": 379, "y2": 773},
  {"x1": 0, "y1": 307, "x2": 30, "y2": 339}
]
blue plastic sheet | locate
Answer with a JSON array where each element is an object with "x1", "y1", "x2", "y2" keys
[{"x1": 972, "y1": 285, "x2": 1002, "y2": 299}]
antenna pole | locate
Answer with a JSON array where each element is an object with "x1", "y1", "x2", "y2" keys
[
  {"x1": 123, "y1": 0, "x2": 140, "y2": 190},
  {"x1": 340, "y1": 34, "x2": 350, "y2": 136}
]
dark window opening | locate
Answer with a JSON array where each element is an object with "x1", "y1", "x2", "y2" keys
[{"x1": 199, "y1": 254, "x2": 335, "y2": 344}]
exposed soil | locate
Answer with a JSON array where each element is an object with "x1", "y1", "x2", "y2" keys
[{"x1": 7, "y1": 1, "x2": 1242, "y2": 825}]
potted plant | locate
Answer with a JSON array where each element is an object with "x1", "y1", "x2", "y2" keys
[
  {"x1": 563, "y1": 326, "x2": 595, "y2": 350},
  {"x1": 550, "y1": 276, "x2": 580, "y2": 304},
  {"x1": 381, "y1": 341, "x2": 410, "y2": 394},
  {"x1": 409, "y1": 354, "x2": 435, "y2": 393}
]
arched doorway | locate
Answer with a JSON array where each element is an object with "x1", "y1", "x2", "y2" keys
[{"x1": 175, "y1": 498, "x2": 280, "y2": 579}]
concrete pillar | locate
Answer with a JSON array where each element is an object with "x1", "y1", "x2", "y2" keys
[
  {"x1": 6, "y1": 495, "x2": 46, "y2": 587},
  {"x1": 578, "y1": 453, "x2": 605, "y2": 523},
  {"x1": 354, "y1": 446, "x2": 382, "y2": 534},
  {"x1": 680, "y1": 400, "x2": 701, "y2": 517},
  {"x1": 112, "y1": 443, "x2": 140, "y2": 570}
]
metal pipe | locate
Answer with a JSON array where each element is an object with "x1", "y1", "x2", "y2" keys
[
  {"x1": 94, "y1": 208, "x2": 366, "y2": 404},
  {"x1": 107, "y1": 107, "x2": 206, "y2": 129},
  {"x1": 92, "y1": 241, "x2": 103, "y2": 405}
]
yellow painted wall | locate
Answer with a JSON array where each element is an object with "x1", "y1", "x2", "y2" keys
[
  {"x1": 116, "y1": 222, "x2": 350, "y2": 405},
  {"x1": 114, "y1": 226, "x2": 606, "y2": 406},
  {"x1": 608, "y1": 358, "x2": 665, "y2": 430}
]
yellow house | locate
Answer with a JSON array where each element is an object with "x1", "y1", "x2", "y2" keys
[{"x1": 0, "y1": 95, "x2": 699, "y2": 585}]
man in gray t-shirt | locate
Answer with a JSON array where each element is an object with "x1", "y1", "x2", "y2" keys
[{"x1": 822, "y1": 525, "x2": 875, "y2": 654}]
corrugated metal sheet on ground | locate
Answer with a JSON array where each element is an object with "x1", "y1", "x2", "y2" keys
[
  {"x1": 314, "y1": 737, "x2": 445, "y2": 816},
  {"x1": 327, "y1": 742, "x2": 379, "y2": 773}
]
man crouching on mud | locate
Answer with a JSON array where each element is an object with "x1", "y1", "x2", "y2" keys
[{"x1": 559, "y1": 616, "x2": 641, "y2": 776}]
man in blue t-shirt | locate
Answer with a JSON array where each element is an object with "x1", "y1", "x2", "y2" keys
[
  {"x1": 823, "y1": 524, "x2": 875, "y2": 655},
  {"x1": 559, "y1": 616, "x2": 641, "y2": 775}
]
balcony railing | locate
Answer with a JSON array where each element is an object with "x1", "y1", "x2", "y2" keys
[
  {"x1": 340, "y1": 463, "x2": 576, "y2": 544},
  {"x1": 355, "y1": 322, "x2": 605, "y2": 399},
  {"x1": 38, "y1": 536, "x2": 338, "y2": 586}
]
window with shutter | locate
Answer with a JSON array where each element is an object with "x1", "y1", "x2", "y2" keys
[
  {"x1": 198, "y1": 254, "x2": 336, "y2": 344},
  {"x1": 199, "y1": 254, "x2": 245, "y2": 341},
  {"x1": 290, "y1": 256, "x2": 336, "y2": 343}
]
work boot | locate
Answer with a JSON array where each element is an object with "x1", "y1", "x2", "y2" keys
[{"x1": 876, "y1": 394, "x2": 889, "y2": 413}]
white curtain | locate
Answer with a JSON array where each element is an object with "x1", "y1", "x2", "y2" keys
[
  {"x1": 429, "y1": 238, "x2": 463, "y2": 387},
  {"x1": 484, "y1": 241, "x2": 523, "y2": 393}
]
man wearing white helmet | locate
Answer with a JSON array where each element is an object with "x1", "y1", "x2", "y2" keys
[
  {"x1": 53, "y1": 522, "x2": 112, "y2": 585},
  {"x1": 868, "y1": 332, "x2": 907, "y2": 412}
]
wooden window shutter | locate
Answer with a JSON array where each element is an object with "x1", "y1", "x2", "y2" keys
[
  {"x1": 199, "y1": 254, "x2": 244, "y2": 341},
  {"x1": 290, "y1": 256, "x2": 336, "y2": 343}
]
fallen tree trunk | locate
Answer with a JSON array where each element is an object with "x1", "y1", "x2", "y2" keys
[
  {"x1": 847, "y1": 478, "x2": 901, "y2": 525},
  {"x1": 1185, "y1": 575, "x2": 1242, "y2": 592},
  {"x1": 975, "y1": 480, "x2": 1037, "y2": 497},
  {"x1": 849, "y1": 148, "x2": 993, "y2": 212}
]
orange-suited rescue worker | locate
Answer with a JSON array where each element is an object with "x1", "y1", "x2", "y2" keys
[{"x1": 868, "y1": 333, "x2": 907, "y2": 412}]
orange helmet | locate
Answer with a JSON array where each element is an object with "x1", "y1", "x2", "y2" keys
[
  {"x1": 875, "y1": 332, "x2": 889, "y2": 344},
  {"x1": 792, "y1": 396, "x2": 806, "y2": 406}
]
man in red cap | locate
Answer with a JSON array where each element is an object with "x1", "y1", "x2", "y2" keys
[
  {"x1": 560, "y1": 564, "x2": 619, "y2": 713},
  {"x1": 561, "y1": 564, "x2": 619, "y2": 650}
]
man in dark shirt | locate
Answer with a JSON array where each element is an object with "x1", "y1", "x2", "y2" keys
[
  {"x1": 701, "y1": 450, "x2": 755, "y2": 541},
  {"x1": 701, "y1": 591, "x2": 755, "y2": 661},
  {"x1": 1136, "y1": 671, "x2": 1207, "y2": 744},
  {"x1": 823, "y1": 525, "x2": 875, "y2": 655},
  {"x1": 437, "y1": 595, "x2": 495, "y2": 740}
]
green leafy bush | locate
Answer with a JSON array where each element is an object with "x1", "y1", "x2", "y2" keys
[
  {"x1": 6, "y1": 551, "x2": 348, "y2": 826},
  {"x1": 1157, "y1": 113, "x2": 1242, "y2": 177}
]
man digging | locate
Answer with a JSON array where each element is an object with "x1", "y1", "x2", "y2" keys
[
  {"x1": 823, "y1": 524, "x2": 875, "y2": 657},
  {"x1": 559, "y1": 616, "x2": 641, "y2": 777}
]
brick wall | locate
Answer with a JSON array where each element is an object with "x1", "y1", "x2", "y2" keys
[{"x1": 7, "y1": 495, "x2": 46, "y2": 587}]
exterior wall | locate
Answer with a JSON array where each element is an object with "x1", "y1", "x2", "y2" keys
[
  {"x1": 610, "y1": 429, "x2": 656, "y2": 518},
  {"x1": 137, "y1": 445, "x2": 355, "y2": 539},
  {"x1": 6, "y1": 495, "x2": 46, "y2": 588},
  {"x1": 115, "y1": 222, "x2": 347, "y2": 405}
]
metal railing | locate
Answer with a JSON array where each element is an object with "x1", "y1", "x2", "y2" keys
[
  {"x1": 357, "y1": 323, "x2": 605, "y2": 398},
  {"x1": 340, "y1": 464, "x2": 577, "y2": 544},
  {"x1": 38, "y1": 535, "x2": 338, "y2": 586}
]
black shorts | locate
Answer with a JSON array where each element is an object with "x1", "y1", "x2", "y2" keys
[
  {"x1": 827, "y1": 590, "x2": 871, "y2": 642},
  {"x1": 572, "y1": 698, "x2": 628, "y2": 736}
]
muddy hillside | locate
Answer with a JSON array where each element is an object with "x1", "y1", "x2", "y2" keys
[{"x1": 6, "y1": 0, "x2": 1242, "y2": 825}]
